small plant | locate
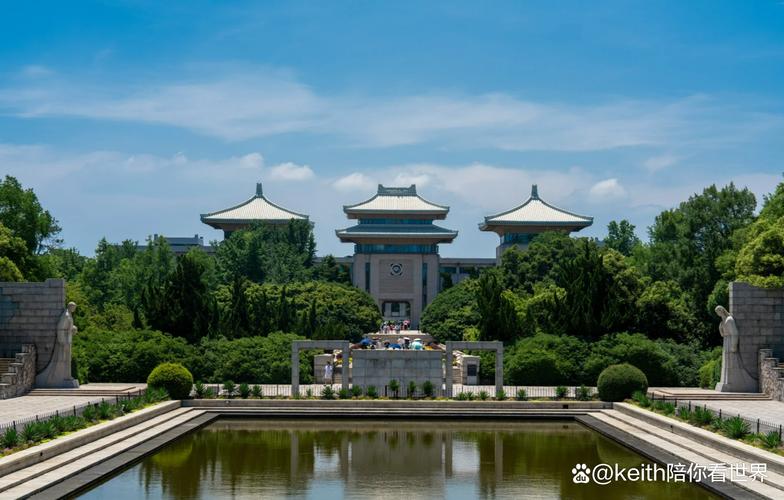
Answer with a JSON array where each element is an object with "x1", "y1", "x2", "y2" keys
[
  {"x1": 203, "y1": 387, "x2": 215, "y2": 399},
  {"x1": 97, "y1": 401, "x2": 115, "y2": 420},
  {"x1": 466, "y1": 391, "x2": 476, "y2": 401},
  {"x1": 147, "y1": 363, "x2": 194, "y2": 400},
  {"x1": 722, "y1": 416, "x2": 750, "y2": 439},
  {"x1": 338, "y1": 388, "x2": 350, "y2": 399},
  {"x1": 676, "y1": 406, "x2": 690, "y2": 420},
  {"x1": 21, "y1": 422, "x2": 42, "y2": 443},
  {"x1": 321, "y1": 385, "x2": 336, "y2": 400},
  {"x1": 632, "y1": 391, "x2": 651, "y2": 408},
  {"x1": 351, "y1": 385, "x2": 363, "y2": 398},
  {"x1": 759, "y1": 431, "x2": 782, "y2": 450},
  {"x1": 82, "y1": 405, "x2": 98, "y2": 422},
  {"x1": 407, "y1": 381, "x2": 417, "y2": 399},
  {"x1": 456, "y1": 392, "x2": 469, "y2": 401},
  {"x1": 690, "y1": 406, "x2": 714, "y2": 427},
  {"x1": 496, "y1": 389, "x2": 507, "y2": 401},
  {"x1": 478, "y1": 390, "x2": 489, "y2": 401},
  {"x1": 422, "y1": 380, "x2": 435, "y2": 398},
  {"x1": 194, "y1": 381, "x2": 207, "y2": 399},
  {"x1": 251, "y1": 385, "x2": 262, "y2": 399},
  {"x1": 62, "y1": 415, "x2": 85, "y2": 432},
  {"x1": 575, "y1": 385, "x2": 592, "y2": 401},
  {"x1": 305, "y1": 388, "x2": 314, "y2": 399},
  {"x1": 515, "y1": 388, "x2": 528, "y2": 401},
  {"x1": 366, "y1": 386, "x2": 379, "y2": 399},
  {"x1": 661, "y1": 402, "x2": 675, "y2": 415},
  {"x1": 49, "y1": 415, "x2": 66, "y2": 433},
  {"x1": 40, "y1": 421, "x2": 57, "y2": 439},
  {"x1": 2, "y1": 427, "x2": 19, "y2": 449},
  {"x1": 222, "y1": 381, "x2": 236, "y2": 399},
  {"x1": 239, "y1": 383, "x2": 251, "y2": 399},
  {"x1": 555, "y1": 386, "x2": 568, "y2": 399},
  {"x1": 389, "y1": 379, "x2": 400, "y2": 399}
]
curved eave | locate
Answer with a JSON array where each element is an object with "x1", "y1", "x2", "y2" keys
[
  {"x1": 335, "y1": 229, "x2": 458, "y2": 243},
  {"x1": 201, "y1": 216, "x2": 306, "y2": 227},
  {"x1": 478, "y1": 219, "x2": 593, "y2": 231},
  {"x1": 201, "y1": 195, "x2": 308, "y2": 224},
  {"x1": 484, "y1": 197, "x2": 592, "y2": 225},
  {"x1": 343, "y1": 193, "x2": 450, "y2": 215}
]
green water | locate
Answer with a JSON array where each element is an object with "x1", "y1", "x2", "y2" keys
[{"x1": 79, "y1": 419, "x2": 717, "y2": 499}]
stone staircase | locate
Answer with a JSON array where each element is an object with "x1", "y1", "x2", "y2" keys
[
  {"x1": 579, "y1": 403, "x2": 784, "y2": 499},
  {"x1": 0, "y1": 344, "x2": 36, "y2": 399}
]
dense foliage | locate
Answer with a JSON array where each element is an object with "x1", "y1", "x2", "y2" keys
[
  {"x1": 419, "y1": 279, "x2": 480, "y2": 342},
  {"x1": 147, "y1": 363, "x2": 194, "y2": 400},
  {"x1": 597, "y1": 363, "x2": 648, "y2": 402}
]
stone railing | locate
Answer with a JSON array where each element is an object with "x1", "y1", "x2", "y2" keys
[{"x1": 0, "y1": 344, "x2": 37, "y2": 399}]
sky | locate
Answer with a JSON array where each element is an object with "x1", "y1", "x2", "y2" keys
[{"x1": 1, "y1": 0, "x2": 783, "y2": 258}]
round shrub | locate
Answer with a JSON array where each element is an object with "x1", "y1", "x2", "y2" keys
[
  {"x1": 597, "y1": 363, "x2": 648, "y2": 402},
  {"x1": 147, "y1": 363, "x2": 193, "y2": 400}
]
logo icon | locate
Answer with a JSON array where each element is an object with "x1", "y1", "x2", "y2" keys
[
  {"x1": 572, "y1": 463, "x2": 591, "y2": 484},
  {"x1": 389, "y1": 263, "x2": 403, "y2": 276}
]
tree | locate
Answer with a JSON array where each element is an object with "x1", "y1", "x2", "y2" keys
[
  {"x1": 0, "y1": 175, "x2": 61, "y2": 253},
  {"x1": 477, "y1": 271, "x2": 518, "y2": 343},
  {"x1": 554, "y1": 239, "x2": 609, "y2": 338},
  {"x1": 142, "y1": 252, "x2": 216, "y2": 343},
  {"x1": 277, "y1": 286, "x2": 292, "y2": 332},
  {"x1": 735, "y1": 217, "x2": 784, "y2": 288},
  {"x1": 499, "y1": 232, "x2": 578, "y2": 293},
  {"x1": 0, "y1": 222, "x2": 27, "y2": 280},
  {"x1": 605, "y1": 220, "x2": 640, "y2": 256},
  {"x1": 420, "y1": 279, "x2": 480, "y2": 342},
  {"x1": 221, "y1": 275, "x2": 251, "y2": 338}
]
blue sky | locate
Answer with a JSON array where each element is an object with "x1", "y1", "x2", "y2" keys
[{"x1": 1, "y1": 0, "x2": 783, "y2": 257}]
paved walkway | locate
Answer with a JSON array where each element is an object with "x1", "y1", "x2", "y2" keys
[
  {"x1": 689, "y1": 399, "x2": 784, "y2": 428},
  {"x1": 0, "y1": 384, "x2": 145, "y2": 428}
]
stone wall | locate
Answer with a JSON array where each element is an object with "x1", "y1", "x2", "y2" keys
[
  {"x1": 759, "y1": 349, "x2": 784, "y2": 401},
  {"x1": 0, "y1": 279, "x2": 65, "y2": 373},
  {"x1": 351, "y1": 350, "x2": 442, "y2": 396},
  {"x1": 0, "y1": 344, "x2": 36, "y2": 399}
]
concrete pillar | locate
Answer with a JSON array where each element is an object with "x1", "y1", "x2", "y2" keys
[
  {"x1": 291, "y1": 342, "x2": 300, "y2": 397},
  {"x1": 341, "y1": 341, "x2": 351, "y2": 393},
  {"x1": 495, "y1": 345, "x2": 504, "y2": 395},
  {"x1": 445, "y1": 342, "x2": 453, "y2": 398}
]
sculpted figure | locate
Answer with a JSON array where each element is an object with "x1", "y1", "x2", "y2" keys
[
  {"x1": 715, "y1": 305, "x2": 756, "y2": 393},
  {"x1": 35, "y1": 302, "x2": 80, "y2": 388}
]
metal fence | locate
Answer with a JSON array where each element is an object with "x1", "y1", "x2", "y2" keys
[
  {"x1": 194, "y1": 384, "x2": 597, "y2": 400},
  {"x1": 649, "y1": 394, "x2": 783, "y2": 437},
  {"x1": 0, "y1": 388, "x2": 147, "y2": 433}
]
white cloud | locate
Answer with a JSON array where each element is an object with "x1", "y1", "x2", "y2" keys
[
  {"x1": 19, "y1": 65, "x2": 53, "y2": 78},
  {"x1": 589, "y1": 178, "x2": 627, "y2": 201},
  {"x1": 643, "y1": 154, "x2": 680, "y2": 172},
  {"x1": 3, "y1": 67, "x2": 780, "y2": 151},
  {"x1": 238, "y1": 152, "x2": 264, "y2": 169},
  {"x1": 268, "y1": 162, "x2": 314, "y2": 181},
  {"x1": 332, "y1": 172, "x2": 376, "y2": 192}
]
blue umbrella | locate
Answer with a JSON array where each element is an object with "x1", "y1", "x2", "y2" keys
[
  {"x1": 389, "y1": 343, "x2": 402, "y2": 349},
  {"x1": 359, "y1": 338, "x2": 373, "y2": 346}
]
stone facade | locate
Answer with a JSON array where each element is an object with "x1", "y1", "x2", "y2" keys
[
  {"x1": 0, "y1": 279, "x2": 65, "y2": 373},
  {"x1": 731, "y1": 282, "x2": 784, "y2": 389},
  {"x1": 351, "y1": 350, "x2": 442, "y2": 396},
  {"x1": 758, "y1": 349, "x2": 784, "y2": 401},
  {"x1": 0, "y1": 344, "x2": 36, "y2": 399}
]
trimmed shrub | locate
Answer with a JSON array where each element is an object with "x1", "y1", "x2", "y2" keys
[
  {"x1": 515, "y1": 388, "x2": 528, "y2": 401},
  {"x1": 338, "y1": 388, "x2": 350, "y2": 399},
  {"x1": 239, "y1": 383, "x2": 251, "y2": 399},
  {"x1": 321, "y1": 385, "x2": 335, "y2": 400},
  {"x1": 478, "y1": 390, "x2": 489, "y2": 401},
  {"x1": 366, "y1": 386, "x2": 378, "y2": 399},
  {"x1": 251, "y1": 385, "x2": 262, "y2": 399},
  {"x1": 555, "y1": 386, "x2": 568, "y2": 399},
  {"x1": 147, "y1": 363, "x2": 194, "y2": 400},
  {"x1": 496, "y1": 389, "x2": 507, "y2": 401},
  {"x1": 597, "y1": 363, "x2": 648, "y2": 402},
  {"x1": 351, "y1": 385, "x2": 362, "y2": 398},
  {"x1": 222, "y1": 381, "x2": 236, "y2": 399},
  {"x1": 575, "y1": 385, "x2": 592, "y2": 401},
  {"x1": 422, "y1": 380, "x2": 435, "y2": 398}
]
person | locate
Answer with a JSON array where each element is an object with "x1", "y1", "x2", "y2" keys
[{"x1": 324, "y1": 361, "x2": 334, "y2": 384}]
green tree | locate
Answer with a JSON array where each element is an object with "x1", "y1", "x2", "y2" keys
[
  {"x1": 0, "y1": 223, "x2": 27, "y2": 280},
  {"x1": 554, "y1": 239, "x2": 609, "y2": 338},
  {"x1": 605, "y1": 220, "x2": 640, "y2": 256},
  {"x1": 499, "y1": 232, "x2": 578, "y2": 293},
  {"x1": 477, "y1": 271, "x2": 518, "y2": 343},
  {"x1": 0, "y1": 175, "x2": 61, "y2": 253},
  {"x1": 735, "y1": 217, "x2": 784, "y2": 288},
  {"x1": 420, "y1": 278, "x2": 480, "y2": 342}
]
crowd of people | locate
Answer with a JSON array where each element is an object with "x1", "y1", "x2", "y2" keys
[{"x1": 379, "y1": 320, "x2": 411, "y2": 333}]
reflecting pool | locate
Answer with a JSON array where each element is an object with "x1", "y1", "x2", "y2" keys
[{"x1": 80, "y1": 419, "x2": 717, "y2": 499}]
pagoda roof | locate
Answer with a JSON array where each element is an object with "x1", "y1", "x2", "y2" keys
[
  {"x1": 201, "y1": 183, "x2": 308, "y2": 227},
  {"x1": 336, "y1": 223, "x2": 458, "y2": 241},
  {"x1": 343, "y1": 185, "x2": 449, "y2": 217},
  {"x1": 480, "y1": 185, "x2": 593, "y2": 230}
]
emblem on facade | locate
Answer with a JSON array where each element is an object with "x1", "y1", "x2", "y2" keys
[{"x1": 389, "y1": 263, "x2": 404, "y2": 276}]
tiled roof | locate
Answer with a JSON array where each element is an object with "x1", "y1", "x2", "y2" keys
[
  {"x1": 481, "y1": 185, "x2": 592, "y2": 227},
  {"x1": 337, "y1": 224, "x2": 458, "y2": 237},
  {"x1": 201, "y1": 183, "x2": 308, "y2": 224},
  {"x1": 344, "y1": 185, "x2": 449, "y2": 215}
]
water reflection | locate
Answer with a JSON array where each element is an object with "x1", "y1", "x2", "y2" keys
[{"x1": 80, "y1": 419, "x2": 717, "y2": 499}]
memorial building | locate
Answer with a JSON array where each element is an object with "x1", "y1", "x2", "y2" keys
[{"x1": 197, "y1": 182, "x2": 592, "y2": 328}]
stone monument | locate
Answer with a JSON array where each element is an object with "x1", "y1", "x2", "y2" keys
[
  {"x1": 35, "y1": 301, "x2": 79, "y2": 388},
  {"x1": 715, "y1": 305, "x2": 756, "y2": 392}
]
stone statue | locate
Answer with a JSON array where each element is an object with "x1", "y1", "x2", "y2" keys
[
  {"x1": 35, "y1": 302, "x2": 79, "y2": 388},
  {"x1": 714, "y1": 305, "x2": 756, "y2": 393}
]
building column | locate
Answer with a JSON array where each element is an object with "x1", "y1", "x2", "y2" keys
[
  {"x1": 291, "y1": 342, "x2": 300, "y2": 397},
  {"x1": 342, "y1": 341, "x2": 351, "y2": 393},
  {"x1": 495, "y1": 344, "x2": 504, "y2": 395},
  {"x1": 445, "y1": 342, "x2": 453, "y2": 398}
]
